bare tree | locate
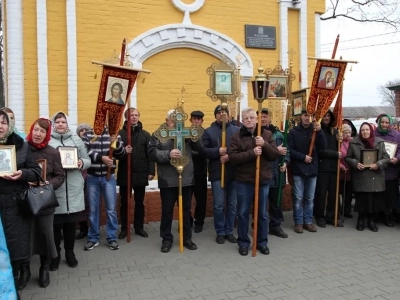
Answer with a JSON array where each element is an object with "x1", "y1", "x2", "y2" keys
[
  {"x1": 377, "y1": 79, "x2": 400, "y2": 106},
  {"x1": 321, "y1": 0, "x2": 400, "y2": 28}
]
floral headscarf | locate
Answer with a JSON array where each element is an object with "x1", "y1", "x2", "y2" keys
[
  {"x1": 376, "y1": 114, "x2": 393, "y2": 135},
  {"x1": 0, "y1": 111, "x2": 14, "y2": 145}
]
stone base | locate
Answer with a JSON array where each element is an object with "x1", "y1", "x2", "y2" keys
[{"x1": 99, "y1": 185, "x2": 293, "y2": 225}]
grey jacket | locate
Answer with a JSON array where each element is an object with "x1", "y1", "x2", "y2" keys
[
  {"x1": 345, "y1": 136, "x2": 389, "y2": 193},
  {"x1": 49, "y1": 131, "x2": 91, "y2": 214},
  {"x1": 148, "y1": 127, "x2": 205, "y2": 188}
]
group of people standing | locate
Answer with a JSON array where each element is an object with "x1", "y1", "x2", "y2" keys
[{"x1": 1, "y1": 104, "x2": 400, "y2": 299}]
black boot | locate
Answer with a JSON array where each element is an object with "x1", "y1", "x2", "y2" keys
[
  {"x1": 367, "y1": 217, "x2": 378, "y2": 232},
  {"x1": 49, "y1": 251, "x2": 61, "y2": 271},
  {"x1": 14, "y1": 276, "x2": 20, "y2": 299},
  {"x1": 39, "y1": 257, "x2": 50, "y2": 288},
  {"x1": 17, "y1": 261, "x2": 31, "y2": 290},
  {"x1": 65, "y1": 250, "x2": 78, "y2": 268},
  {"x1": 356, "y1": 215, "x2": 365, "y2": 231}
]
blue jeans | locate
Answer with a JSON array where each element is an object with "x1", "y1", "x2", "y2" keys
[
  {"x1": 236, "y1": 181, "x2": 269, "y2": 248},
  {"x1": 292, "y1": 175, "x2": 317, "y2": 225},
  {"x1": 211, "y1": 180, "x2": 237, "y2": 236},
  {"x1": 87, "y1": 174, "x2": 118, "y2": 242}
]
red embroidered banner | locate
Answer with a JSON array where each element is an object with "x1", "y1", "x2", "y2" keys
[
  {"x1": 93, "y1": 64, "x2": 138, "y2": 136},
  {"x1": 307, "y1": 59, "x2": 347, "y2": 121}
]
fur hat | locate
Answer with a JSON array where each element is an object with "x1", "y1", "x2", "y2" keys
[{"x1": 76, "y1": 123, "x2": 91, "y2": 136}]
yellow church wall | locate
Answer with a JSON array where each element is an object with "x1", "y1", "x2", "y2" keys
[
  {"x1": 22, "y1": 0, "x2": 39, "y2": 131},
  {"x1": 46, "y1": 1, "x2": 68, "y2": 117},
  {"x1": 18, "y1": 0, "x2": 324, "y2": 130}
]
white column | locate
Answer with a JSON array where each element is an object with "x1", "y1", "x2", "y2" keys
[
  {"x1": 279, "y1": 2, "x2": 289, "y2": 67},
  {"x1": 315, "y1": 14, "x2": 321, "y2": 58},
  {"x1": 240, "y1": 77, "x2": 250, "y2": 110},
  {"x1": 37, "y1": 0, "x2": 49, "y2": 118},
  {"x1": 5, "y1": 0, "x2": 25, "y2": 129},
  {"x1": 299, "y1": 1, "x2": 308, "y2": 88},
  {"x1": 66, "y1": 0, "x2": 78, "y2": 127}
]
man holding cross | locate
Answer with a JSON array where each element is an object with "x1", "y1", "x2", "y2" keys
[{"x1": 148, "y1": 109, "x2": 205, "y2": 253}]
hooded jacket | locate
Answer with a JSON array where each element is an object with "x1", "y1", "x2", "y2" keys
[
  {"x1": 318, "y1": 110, "x2": 340, "y2": 172},
  {"x1": 288, "y1": 122, "x2": 327, "y2": 177},
  {"x1": 117, "y1": 121, "x2": 155, "y2": 187},
  {"x1": 49, "y1": 112, "x2": 91, "y2": 214},
  {"x1": 229, "y1": 125, "x2": 280, "y2": 184}
]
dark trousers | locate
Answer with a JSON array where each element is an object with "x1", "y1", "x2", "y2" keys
[
  {"x1": 119, "y1": 186, "x2": 146, "y2": 231},
  {"x1": 268, "y1": 186, "x2": 284, "y2": 229},
  {"x1": 192, "y1": 173, "x2": 208, "y2": 227},
  {"x1": 160, "y1": 186, "x2": 193, "y2": 242},
  {"x1": 339, "y1": 180, "x2": 353, "y2": 215},
  {"x1": 53, "y1": 222, "x2": 76, "y2": 252},
  {"x1": 314, "y1": 171, "x2": 337, "y2": 220}
]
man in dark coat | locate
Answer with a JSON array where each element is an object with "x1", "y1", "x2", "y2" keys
[
  {"x1": 189, "y1": 110, "x2": 208, "y2": 233},
  {"x1": 288, "y1": 109, "x2": 327, "y2": 233},
  {"x1": 229, "y1": 107, "x2": 279, "y2": 256},
  {"x1": 314, "y1": 110, "x2": 343, "y2": 227},
  {"x1": 203, "y1": 105, "x2": 240, "y2": 244},
  {"x1": 117, "y1": 108, "x2": 155, "y2": 239}
]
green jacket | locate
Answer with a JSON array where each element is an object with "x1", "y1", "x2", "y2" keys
[{"x1": 49, "y1": 131, "x2": 91, "y2": 214}]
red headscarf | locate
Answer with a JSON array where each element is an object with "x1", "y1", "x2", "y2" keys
[
  {"x1": 359, "y1": 122, "x2": 375, "y2": 149},
  {"x1": 26, "y1": 118, "x2": 52, "y2": 149}
]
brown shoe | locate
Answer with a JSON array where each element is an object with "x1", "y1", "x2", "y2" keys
[
  {"x1": 294, "y1": 224, "x2": 303, "y2": 234},
  {"x1": 303, "y1": 224, "x2": 317, "y2": 232}
]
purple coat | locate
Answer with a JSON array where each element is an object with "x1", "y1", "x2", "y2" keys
[{"x1": 375, "y1": 128, "x2": 400, "y2": 180}]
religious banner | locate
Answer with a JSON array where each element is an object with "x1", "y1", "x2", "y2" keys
[
  {"x1": 307, "y1": 59, "x2": 348, "y2": 121},
  {"x1": 92, "y1": 62, "x2": 140, "y2": 136}
]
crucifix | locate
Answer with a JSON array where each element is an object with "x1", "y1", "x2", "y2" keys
[{"x1": 154, "y1": 100, "x2": 203, "y2": 252}]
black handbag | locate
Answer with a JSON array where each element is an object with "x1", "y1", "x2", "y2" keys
[{"x1": 25, "y1": 170, "x2": 59, "y2": 216}]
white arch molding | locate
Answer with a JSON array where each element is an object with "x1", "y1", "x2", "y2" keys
[{"x1": 126, "y1": 24, "x2": 254, "y2": 109}]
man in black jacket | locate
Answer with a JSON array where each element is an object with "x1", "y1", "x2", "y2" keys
[
  {"x1": 288, "y1": 109, "x2": 327, "y2": 233},
  {"x1": 189, "y1": 110, "x2": 208, "y2": 233},
  {"x1": 314, "y1": 110, "x2": 343, "y2": 227},
  {"x1": 117, "y1": 108, "x2": 155, "y2": 239}
]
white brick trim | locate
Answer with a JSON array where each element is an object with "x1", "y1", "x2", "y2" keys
[
  {"x1": 66, "y1": 0, "x2": 78, "y2": 127},
  {"x1": 37, "y1": 0, "x2": 49, "y2": 118},
  {"x1": 5, "y1": 0, "x2": 24, "y2": 129},
  {"x1": 299, "y1": 1, "x2": 308, "y2": 88},
  {"x1": 315, "y1": 13, "x2": 321, "y2": 59},
  {"x1": 126, "y1": 24, "x2": 254, "y2": 109}
]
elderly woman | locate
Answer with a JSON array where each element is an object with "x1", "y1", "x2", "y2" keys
[
  {"x1": 0, "y1": 110, "x2": 41, "y2": 292},
  {"x1": 374, "y1": 114, "x2": 400, "y2": 226},
  {"x1": 339, "y1": 124, "x2": 353, "y2": 218},
  {"x1": 16, "y1": 118, "x2": 65, "y2": 289},
  {"x1": 49, "y1": 112, "x2": 91, "y2": 270},
  {"x1": 0, "y1": 107, "x2": 27, "y2": 139},
  {"x1": 345, "y1": 122, "x2": 389, "y2": 232}
]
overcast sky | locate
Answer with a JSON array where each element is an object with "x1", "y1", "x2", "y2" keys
[{"x1": 320, "y1": 7, "x2": 400, "y2": 107}]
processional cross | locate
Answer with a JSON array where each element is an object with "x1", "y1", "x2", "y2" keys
[{"x1": 154, "y1": 101, "x2": 204, "y2": 252}]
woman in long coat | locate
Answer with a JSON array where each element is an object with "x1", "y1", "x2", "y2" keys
[
  {"x1": 49, "y1": 112, "x2": 91, "y2": 270},
  {"x1": 345, "y1": 122, "x2": 390, "y2": 232},
  {"x1": 17, "y1": 118, "x2": 65, "y2": 289},
  {"x1": 0, "y1": 110, "x2": 41, "y2": 294}
]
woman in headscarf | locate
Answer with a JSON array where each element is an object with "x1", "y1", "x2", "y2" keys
[
  {"x1": 48, "y1": 112, "x2": 91, "y2": 271},
  {"x1": 0, "y1": 109, "x2": 41, "y2": 293},
  {"x1": 374, "y1": 114, "x2": 400, "y2": 226},
  {"x1": 342, "y1": 119, "x2": 357, "y2": 137},
  {"x1": 345, "y1": 122, "x2": 389, "y2": 232},
  {"x1": 0, "y1": 107, "x2": 27, "y2": 140},
  {"x1": 16, "y1": 118, "x2": 65, "y2": 289}
]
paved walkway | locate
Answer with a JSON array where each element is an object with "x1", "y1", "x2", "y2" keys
[{"x1": 21, "y1": 213, "x2": 400, "y2": 300}]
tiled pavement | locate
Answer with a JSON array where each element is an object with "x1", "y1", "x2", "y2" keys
[{"x1": 21, "y1": 213, "x2": 400, "y2": 300}]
